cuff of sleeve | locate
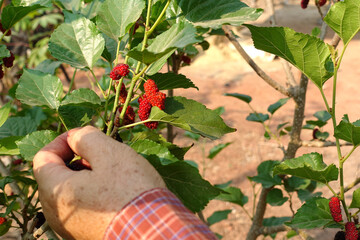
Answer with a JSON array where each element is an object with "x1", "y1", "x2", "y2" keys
[{"x1": 103, "y1": 188, "x2": 217, "y2": 240}]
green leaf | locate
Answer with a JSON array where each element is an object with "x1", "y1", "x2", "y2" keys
[
  {"x1": 0, "y1": 219, "x2": 11, "y2": 236},
  {"x1": 13, "y1": 0, "x2": 52, "y2": 7},
  {"x1": 334, "y1": 115, "x2": 360, "y2": 146},
  {"x1": 284, "y1": 176, "x2": 311, "y2": 192},
  {"x1": 146, "y1": 49, "x2": 176, "y2": 75},
  {"x1": 224, "y1": 93, "x2": 252, "y2": 103},
  {"x1": 35, "y1": 59, "x2": 62, "y2": 75},
  {"x1": 249, "y1": 160, "x2": 282, "y2": 188},
  {"x1": 266, "y1": 188, "x2": 288, "y2": 206},
  {"x1": 0, "y1": 45, "x2": 10, "y2": 59},
  {"x1": 184, "y1": 131, "x2": 200, "y2": 141},
  {"x1": 246, "y1": 113, "x2": 269, "y2": 123},
  {"x1": 130, "y1": 139, "x2": 179, "y2": 165},
  {"x1": 17, "y1": 130, "x2": 59, "y2": 161},
  {"x1": 297, "y1": 189, "x2": 322, "y2": 203},
  {"x1": 147, "y1": 72, "x2": 198, "y2": 90},
  {"x1": 16, "y1": 69, "x2": 63, "y2": 109},
  {"x1": 207, "y1": 142, "x2": 231, "y2": 159},
  {"x1": 0, "y1": 177, "x2": 13, "y2": 190},
  {"x1": 314, "y1": 110, "x2": 331, "y2": 122},
  {"x1": 324, "y1": 0, "x2": 360, "y2": 45},
  {"x1": 58, "y1": 105, "x2": 95, "y2": 129},
  {"x1": 148, "y1": 156, "x2": 221, "y2": 212},
  {"x1": 172, "y1": 0, "x2": 262, "y2": 29},
  {"x1": 315, "y1": 130, "x2": 329, "y2": 141},
  {"x1": 128, "y1": 22, "x2": 201, "y2": 64},
  {"x1": 1, "y1": 4, "x2": 46, "y2": 29},
  {"x1": 24, "y1": 107, "x2": 47, "y2": 127},
  {"x1": 268, "y1": 98, "x2": 290, "y2": 115},
  {"x1": 263, "y1": 216, "x2": 292, "y2": 227},
  {"x1": 101, "y1": 33, "x2": 119, "y2": 63},
  {"x1": 49, "y1": 15, "x2": 105, "y2": 69},
  {"x1": 0, "y1": 117, "x2": 37, "y2": 140},
  {"x1": 61, "y1": 88, "x2": 101, "y2": 109},
  {"x1": 0, "y1": 102, "x2": 11, "y2": 128},
  {"x1": 164, "y1": 96, "x2": 236, "y2": 140},
  {"x1": 246, "y1": 25, "x2": 334, "y2": 88},
  {"x1": 96, "y1": 0, "x2": 145, "y2": 41},
  {"x1": 56, "y1": 0, "x2": 81, "y2": 11},
  {"x1": 207, "y1": 210, "x2": 232, "y2": 226},
  {"x1": 286, "y1": 197, "x2": 333, "y2": 229},
  {"x1": 349, "y1": 188, "x2": 360, "y2": 209},
  {"x1": 215, "y1": 186, "x2": 248, "y2": 206},
  {"x1": 273, "y1": 152, "x2": 338, "y2": 184},
  {"x1": 0, "y1": 136, "x2": 22, "y2": 155},
  {"x1": 147, "y1": 107, "x2": 191, "y2": 131}
]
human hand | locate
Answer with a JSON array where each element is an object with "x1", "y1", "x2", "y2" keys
[{"x1": 33, "y1": 126, "x2": 166, "y2": 240}]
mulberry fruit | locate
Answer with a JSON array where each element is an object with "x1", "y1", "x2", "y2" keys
[
  {"x1": 119, "y1": 83, "x2": 127, "y2": 104},
  {"x1": 301, "y1": 0, "x2": 309, "y2": 9},
  {"x1": 318, "y1": 0, "x2": 326, "y2": 6},
  {"x1": 3, "y1": 52, "x2": 14, "y2": 68},
  {"x1": 138, "y1": 96, "x2": 158, "y2": 129},
  {"x1": 116, "y1": 106, "x2": 135, "y2": 127},
  {"x1": 0, "y1": 217, "x2": 6, "y2": 225},
  {"x1": 13, "y1": 159, "x2": 23, "y2": 165},
  {"x1": 147, "y1": 92, "x2": 166, "y2": 110},
  {"x1": 144, "y1": 79, "x2": 158, "y2": 94},
  {"x1": 110, "y1": 64, "x2": 129, "y2": 80},
  {"x1": 0, "y1": 23, "x2": 11, "y2": 36},
  {"x1": 329, "y1": 197, "x2": 342, "y2": 222},
  {"x1": 181, "y1": 55, "x2": 191, "y2": 65},
  {"x1": 345, "y1": 222, "x2": 358, "y2": 240}
]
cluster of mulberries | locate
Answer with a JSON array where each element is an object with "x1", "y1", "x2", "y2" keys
[
  {"x1": 301, "y1": 0, "x2": 326, "y2": 9},
  {"x1": 0, "y1": 22, "x2": 14, "y2": 79},
  {"x1": 110, "y1": 64, "x2": 129, "y2": 80},
  {"x1": 345, "y1": 222, "x2": 358, "y2": 240},
  {"x1": 329, "y1": 197, "x2": 343, "y2": 222},
  {"x1": 138, "y1": 79, "x2": 166, "y2": 129}
]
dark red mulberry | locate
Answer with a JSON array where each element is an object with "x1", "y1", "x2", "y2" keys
[
  {"x1": 301, "y1": 0, "x2": 309, "y2": 9},
  {"x1": 3, "y1": 52, "x2": 14, "y2": 68},
  {"x1": 329, "y1": 197, "x2": 342, "y2": 222},
  {"x1": 0, "y1": 23, "x2": 11, "y2": 36},
  {"x1": 317, "y1": 0, "x2": 326, "y2": 6},
  {"x1": 116, "y1": 106, "x2": 135, "y2": 127},
  {"x1": 345, "y1": 222, "x2": 358, "y2": 240},
  {"x1": 110, "y1": 64, "x2": 129, "y2": 80}
]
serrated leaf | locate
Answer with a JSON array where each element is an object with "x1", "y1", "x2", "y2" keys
[
  {"x1": 324, "y1": 0, "x2": 360, "y2": 45},
  {"x1": 146, "y1": 49, "x2": 176, "y2": 75},
  {"x1": 268, "y1": 98, "x2": 290, "y2": 115},
  {"x1": 128, "y1": 22, "x2": 200, "y2": 64},
  {"x1": 147, "y1": 72, "x2": 198, "y2": 90},
  {"x1": 224, "y1": 93, "x2": 252, "y2": 103},
  {"x1": 164, "y1": 96, "x2": 236, "y2": 140},
  {"x1": 17, "y1": 130, "x2": 59, "y2": 161},
  {"x1": 35, "y1": 59, "x2": 62, "y2": 75},
  {"x1": 0, "y1": 136, "x2": 22, "y2": 155},
  {"x1": 0, "y1": 45, "x2": 10, "y2": 59},
  {"x1": 246, "y1": 113, "x2": 269, "y2": 123},
  {"x1": 58, "y1": 105, "x2": 95, "y2": 129},
  {"x1": 96, "y1": 0, "x2": 145, "y2": 41},
  {"x1": 266, "y1": 188, "x2": 288, "y2": 206},
  {"x1": 284, "y1": 176, "x2": 311, "y2": 192},
  {"x1": 24, "y1": 107, "x2": 47, "y2": 127},
  {"x1": 286, "y1": 197, "x2": 332, "y2": 229},
  {"x1": 130, "y1": 139, "x2": 179, "y2": 165},
  {"x1": 1, "y1": 4, "x2": 45, "y2": 29},
  {"x1": 173, "y1": 0, "x2": 262, "y2": 29},
  {"x1": 207, "y1": 142, "x2": 231, "y2": 159},
  {"x1": 147, "y1": 107, "x2": 191, "y2": 130},
  {"x1": 215, "y1": 186, "x2": 248, "y2": 206},
  {"x1": 0, "y1": 102, "x2": 11, "y2": 128},
  {"x1": 314, "y1": 110, "x2": 331, "y2": 122},
  {"x1": 273, "y1": 152, "x2": 338, "y2": 184},
  {"x1": 49, "y1": 15, "x2": 105, "y2": 69},
  {"x1": 61, "y1": 88, "x2": 101, "y2": 109},
  {"x1": 16, "y1": 69, "x2": 63, "y2": 109},
  {"x1": 249, "y1": 160, "x2": 282, "y2": 188},
  {"x1": 101, "y1": 33, "x2": 120, "y2": 63},
  {"x1": 0, "y1": 117, "x2": 37, "y2": 140},
  {"x1": 148, "y1": 155, "x2": 221, "y2": 212},
  {"x1": 207, "y1": 210, "x2": 232, "y2": 226},
  {"x1": 349, "y1": 188, "x2": 360, "y2": 208},
  {"x1": 334, "y1": 115, "x2": 360, "y2": 146},
  {"x1": 246, "y1": 25, "x2": 334, "y2": 88}
]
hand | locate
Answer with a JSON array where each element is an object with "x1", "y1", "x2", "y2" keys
[{"x1": 33, "y1": 126, "x2": 165, "y2": 240}]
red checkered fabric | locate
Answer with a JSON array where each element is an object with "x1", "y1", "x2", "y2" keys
[{"x1": 103, "y1": 188, "x2": 218, "y2": 240}]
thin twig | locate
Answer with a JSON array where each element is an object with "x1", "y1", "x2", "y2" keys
[
  {"x1": 301, "y1": 140, "x2": 352, "y2": 147},
  {"x1": 222, "y1": 25, "x2": 294, "y2": 98}
]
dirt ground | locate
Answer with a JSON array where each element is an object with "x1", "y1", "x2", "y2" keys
[{"x1": 170, "y1": 1, "x2": 360, "y2": 239}]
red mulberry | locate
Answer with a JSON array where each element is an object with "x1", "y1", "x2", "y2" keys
[
  {"x1": 0, "y1": 217, "x2": 5, "y2": 225},
  {"x1": 147, "y1": 92, "x2": 166, "y2": 110},
  {"x1": 317, "y1": 0, "x2": 326, "y2": 6},
  {"x1": 345, "y1": 222, "x2": 358, "y2": 240},
  {"x1": 119, "y1": 83, "x2": 127, "y2": 104},
  {"x1": 144, "y1": 79, "x2": 158, "y2": 94},
  {"x1": 329, "y1": 197, "x2": 342, "y2": 222},
  {"x1": 301, "y1": 0, "x2": 309, "y2": 9},
  {"x1": 138, "y1": 96, "x2": 158, "y2": 129},
  {"x1": 3, "y1": 52, "x2": 14, "y2": 68},
  {"x1": 116, "y1": 106, "x2": 135, "y2": 127},
  {"x1": 110, "y1": 64, "x2": 129, "y2": 80}
]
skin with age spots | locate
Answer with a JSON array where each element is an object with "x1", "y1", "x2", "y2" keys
[{"x1": 33, "y1": 126, "x2": 166, "y2": 240}]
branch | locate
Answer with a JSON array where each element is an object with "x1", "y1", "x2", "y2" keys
[
  {"x1": 301, "y1": 140, "x2": 352, "y2": 147},
  {"x1": 222, "y1": 25, "x2": 294, "y2": 97},
  {"x1": 258, "y1": 225, "x2": 287, "y2": 235},
  {"x1": 338, "y1": 176, "x2": 360, "y2": 195}
]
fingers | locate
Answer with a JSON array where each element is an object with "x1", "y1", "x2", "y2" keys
[{"x1": 66, "y1": 126, "x2": 123, "y2": 170}]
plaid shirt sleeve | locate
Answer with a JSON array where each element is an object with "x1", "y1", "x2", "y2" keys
[{"x1": 103, "y1": 188, "x2": 218, "y2": 240}]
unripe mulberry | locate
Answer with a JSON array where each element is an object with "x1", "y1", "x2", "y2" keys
[
  {"x1": 329, "y1": 197, "x2": 342, "y2": 222},
  {"x1": 144, "y1": 79, "x2": 158, "y2": 94},
  {"x1": 301, "y1": 0, "x2": 309, "y2": 9},
  {"x1": 110, "y1": 64, "x2": 129, "y2": 80},
  {"x1": 345, "y1": 222, "x2": 358, "y2": 240},
  {"x1": 3, "y1": 52, "x2": 14, "y2": 68}
]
